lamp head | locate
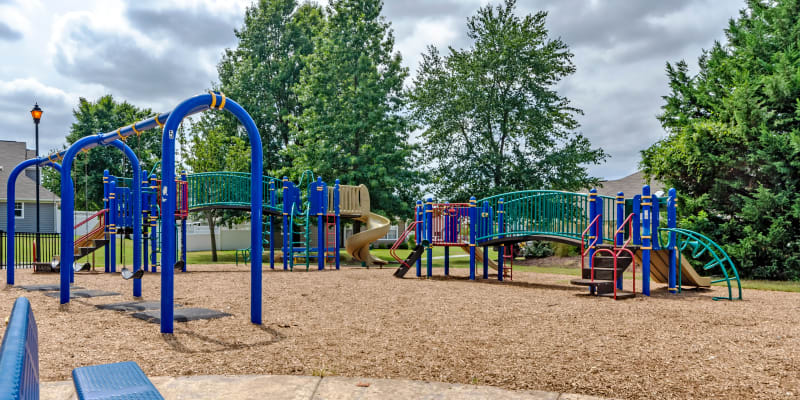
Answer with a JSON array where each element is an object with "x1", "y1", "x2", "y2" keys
[{"x1": 30, "y1": 103, "x2": 43, "y2": 123}]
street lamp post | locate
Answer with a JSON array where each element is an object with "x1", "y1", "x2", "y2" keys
[{"x1": 30, "y1": 103, "x2": 42, "y2": 261}]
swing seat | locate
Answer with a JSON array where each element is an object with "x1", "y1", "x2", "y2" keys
[
  {"x1": 74, "y1": 262, "x2": 91, "y2": 272},
  {"x1": 121, "y1": 268, "x2": 144, "y2": 280}
]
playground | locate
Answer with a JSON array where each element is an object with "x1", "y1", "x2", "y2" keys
[{"x1": 1, "y1": 264, "x2": 797, "y2": 399}]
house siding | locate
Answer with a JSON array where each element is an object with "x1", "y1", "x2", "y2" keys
[{"x1": 0, "y1": 201, "x2": 58, "y2": 233}]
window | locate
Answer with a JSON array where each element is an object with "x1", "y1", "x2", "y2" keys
[
  {"x1": 14, "y1": 202, "x2": 23, "y2": 219},
  {"x1": 383, "y1": 225, "x2": 399, "y2": 241}
]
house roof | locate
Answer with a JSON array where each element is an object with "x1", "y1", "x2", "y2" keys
[
  {"x1": 589, "y1": 171, "x2": 667, "y2": 198},
  {"x1": 0, "y1": 140, "x2": 61, "y2": 202}
]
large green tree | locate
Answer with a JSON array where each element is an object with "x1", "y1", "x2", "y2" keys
[
  {"x1": 216, "y1": 0, "x2": 323, "y2": 174},
  {"x1": 288, "y1": 0, "x2": 420, "y2": 221},
  {"x1": 43, "y1": 95, "x2": 159, "y2": 210},
  {"x1": 410, "y1": 0, "x2": 605, "y2": 201},
  {"x1": 642, "y1": 0, "x2": 800, "y2": 280}
]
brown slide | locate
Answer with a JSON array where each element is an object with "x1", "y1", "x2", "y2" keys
[{"x1": 634, "y1": 249, "x2": 711, "y2": 287}]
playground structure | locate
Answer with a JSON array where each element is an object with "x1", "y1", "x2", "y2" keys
[
  {"x1": 391, "y1": 186, "x2": 742, "y2": 301},
  {"x1": 4, "y1": 92, "x2": 393, "y2": 334}
]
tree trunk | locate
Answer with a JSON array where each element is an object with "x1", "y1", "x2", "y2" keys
[{"x1": 207, "y1": 212, "x2": 218, "y2": 262}]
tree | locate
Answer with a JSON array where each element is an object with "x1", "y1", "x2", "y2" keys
[
  {"x1": 216, "y1": 0, "x2": 324, "y2": 174},
  {"x1": 641, "y1": 0, "x2": 800, "y2": 280},
  {"x1": 42, "y1": 95, "x2": 159, "y2": 210},
  {"x1": 288, "y1": 0, "x2": 420, "y2": 223},
  {"x1": 410, "y1": 0, "x2": 605, "y2": 201},
  {"x1": 183, "y1": 115, "x2": 250, "y2": 261}
]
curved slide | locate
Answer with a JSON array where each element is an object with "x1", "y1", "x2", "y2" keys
[{"x1": 345, "y1": 212, "x2": 391, "y2": 266}]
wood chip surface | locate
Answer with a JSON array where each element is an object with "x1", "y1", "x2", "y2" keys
[{"x1": 2, "y1": 264, "x2": 798, "y2": 399}]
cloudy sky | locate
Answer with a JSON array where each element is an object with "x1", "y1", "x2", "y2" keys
[{"x1": 0, "y1": 0, "x2": 743, "y2": 179}]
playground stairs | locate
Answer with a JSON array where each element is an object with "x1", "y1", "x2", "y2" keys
[
  {"x1": 289, "y1": 203, "x2": 311, "y2": 270},
  {"x1": 570, "y1": 251, "x2": 635, "y2": 300},
  {"x1": 393, "y1": 244, "x2": 425, "y2": 278},
  {"x1": 502, "y1": 245, "x2": 513, "y2": 280}
]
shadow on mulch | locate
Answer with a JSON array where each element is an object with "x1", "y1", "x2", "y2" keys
[
  {"x1": 422, "y1": 274, "x2": 583, "y2": 293},
  {"x1": 161, "y1": 325, "x2": 284, "y2": 354}
]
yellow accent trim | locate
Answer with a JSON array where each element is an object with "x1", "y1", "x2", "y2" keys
[
  {"x1": 641, "y1": 246, "x2": 652, "y2": 250},
  {"x1": 425, "y1": 210, "x2": 432, "y2": 213},
  {"x1": 48, "y1": 155, "x2": 55, "y2": 163},
  {"x1": 116, "y1": 129, "x2": 125, "y2": 141},
  {"x1": 154, "y1": 114, "x2": 164, "y2": 129},
  {"x1": 218, "y1": 92, "x2": 227, "y2": 109},
  {"x1": 616, "y1": 196, "x2": 624, "y2": 199},
  {"x1": 56, "y1": 153, "x2": 63, "y2": 161},
  {"x1": 317, "y1": 186, "x2": 323, "y2": 191},
  {"x1": 497, "y1": 211, "x2": 504, "y2": 214},
  {"x1": 589, "y1": 198, "x2": 596, "y2": 202},
  {"x1": 469, "y1": 244, "x2": 476, "y2": 247},
  {"x1": 131, "y1": 124, "x2": 141, "y2": 136},
  {"x1": 641, "y1": 202, "x2": 652, "y2": 206},
  {"x1": 209, "y1": 91, "x2": 217, "y2": 109},
  {"x1": 641, "y1": 235, "x2": 651, "y2": 239},
  {"x1": 282, "y1": 213, "x2": 288, "y2": 216},
  {"x1": 82, "y1": 148, "x2": 90, "y2": 154}
]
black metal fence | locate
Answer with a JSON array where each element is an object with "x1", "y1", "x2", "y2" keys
[{"x1": 0, "y1": 231, "x2": 61, "y2": 269}]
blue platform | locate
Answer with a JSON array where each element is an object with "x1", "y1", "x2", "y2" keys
[{"x1": 72, "y1": 361, "x2": 163, "y2": 400}]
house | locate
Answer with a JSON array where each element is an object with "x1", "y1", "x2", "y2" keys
[
  {"x1": 592, "y1": 171, "x2": 666, "y2": 198},
  {"x1": 0, "y1": 140, "x2": 61, "y2": 233}
]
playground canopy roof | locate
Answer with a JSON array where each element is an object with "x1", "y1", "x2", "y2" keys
[
  {"x1": 589, "y1": 170, "x2": 665, "y2": 198},
  {"x1": 0, "y1": 140, "x2": 61, "y2": 202}
]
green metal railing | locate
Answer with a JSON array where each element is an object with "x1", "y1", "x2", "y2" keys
[
  {"x1": 477, "y1": 190, "x2": 617, "y2": 244},
  {"x1": 658, "y1": 227, "x2": 742, "y2": 301},
  {"x1": 186, "y1": 172, "x2": 282, "y2": 213},
  {"x1": 287, "y1": 200, "x2": 311, "y2": 271}
]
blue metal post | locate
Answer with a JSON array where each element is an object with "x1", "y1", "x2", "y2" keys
[
  {"x1": 641, "y1": 185, "x2": 652, "y2": 296},
  {"x1": 269, "y1": 181, "x2": 276, "y2": 269},
  {"x1": 103, "y1": 170, "x2": 110, "y2": 273},
  {"x1": 482, "y1": 201, "x2": 489, "y2": 279},
  {"x1": 334, "y1": 180, "x2": 341, "y2": 270},
  {"x1": 632, "y1": 195, "x2": 641, "y2": 246},
  {"x1": 443, "y1": 202, "x2": 450, "y2": 276},
  {"x1": 181, "y1": 171, "x2": 187, "y2": 272},
  {"x1": 668, "y1": 188, "x2": 678, "y2": 294},
  {"x1": 415, "y1": 200, "x2": 422, "y2": 277},
  {"x1": 160, "y1": 93, "x2": 264, "y2": 333},
  {"x1": 142, "y1": 170, "x2": 149, "y2": 275},
  {"x1": 282, "y1": 177, "x2": 289, "y2": 271},
  {"x1": 469, "y1": 197, "x2": 476, "y2": 280},
  {"x1": 652, "y1": 194, "x2": 660, "y2": 250},
  {"x1": 109, "y1": 177, "x2": 117, "y2": 275},
  {"x1": 149, "y1": 174, "x2": 159, "y2": 273},
  {"x1": 316, "y1": 177, "x2": 325, "y2": 271},
  {"x1": 425, "y1": 198, "x2": 433, "y2": 278},
  {"x1": 497, "y1": 198, "x2": 504, "y2": 282}
]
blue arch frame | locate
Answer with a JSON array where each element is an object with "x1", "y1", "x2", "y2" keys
[
  {"x1": 59, "y1": 138, "x2": 142, "y2": 303},
  {"x1": 160, "y1": 92, "x2": 263, "y2": 333},
  {"x1": 5, "y1": 160, "x2": 61, "y2": 285}
]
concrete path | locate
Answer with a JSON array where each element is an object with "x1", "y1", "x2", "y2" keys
[{"x1": 41, "y1": 374, "x2": 610, "y2": 400}]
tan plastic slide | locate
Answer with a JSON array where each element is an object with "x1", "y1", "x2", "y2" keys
[
  {"x1": 634, "y1": 249, "x2": 711, "y2": 287},
  {"x1": 459, "y1": 246, "x2": 498, "y2": 269},
  {"x1": 337, "y1": 184, "x2": 390, "y2": 266},
  {"x1": 346, "y1": 212, "x2": 391, "y2": 265}
]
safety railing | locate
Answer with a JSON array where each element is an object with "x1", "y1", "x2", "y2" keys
[
  {"x1": 477, "y1": 190, "x2": 616, "y2": 243},
  {"x1": 74, "y1": 209, "x2": 108, "y2": 251},
  {"x1": 390, "y1": 221, "x2": 422, "y2": 267},
  {"x1": 580, "y1": 214, "x2": 602, "y2": 272},
  {"x1": 658, "y1": 227, "x2": 742, "y2": 300},
  {"x1": 186, "y1": 172, "x2": 282, "y2": 213},
  {"x1": 590, "y1": 213, "x2": 637, "y2": 299},
  {"x1": 428, "y1": 203, "x2": 471, "y2": 246}
]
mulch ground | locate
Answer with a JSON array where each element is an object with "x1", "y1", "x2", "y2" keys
[{"x1": 1, "y1": 263, "x2": 798, "y2": 400}]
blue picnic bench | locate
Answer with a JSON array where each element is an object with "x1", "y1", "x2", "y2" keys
[{"x1": 0, "y1": 297, "x2": 163, "y2": 400}]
